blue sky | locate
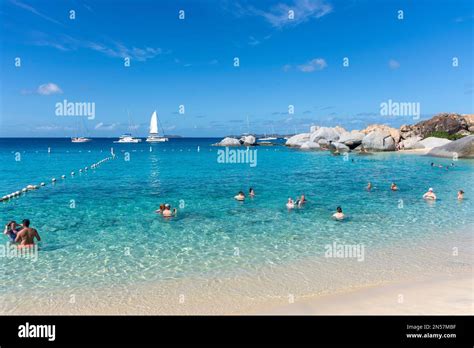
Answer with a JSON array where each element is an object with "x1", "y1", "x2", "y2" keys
[{"x1": 0, "y1": 0, "x2": 472, "y2": 137}]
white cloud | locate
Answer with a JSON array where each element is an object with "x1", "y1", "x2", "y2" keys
[
  {"x1": 31, "y1": 32, "x2": 163, "y2": 62},
  {"x1": 248, "y1": 36, "x2": 261, "y2": 46},
  {"x1": 297, "y1": 58, "x2": 327, "y2": 72},
  {"x1": 94, "y1": 122, "x2": 118, "y2": 131},
  {"x1": 241, "y1": 0, "x2": 333, "y2": 28},
  {"x1": 282, "y1": 64, "x2": 292, "y2": 72},
  {"x1": 388, "y1": 59, "x2": 400, "y2": 69},
  {"x1": 37, "y1": 83, "x2": 62, "y2": 95},
  {"x1": 10, "y1": 0, "x2": 62, "y2": 25}
]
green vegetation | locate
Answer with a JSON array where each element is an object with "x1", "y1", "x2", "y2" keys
[{"x1": 426, "y1": 131, "x2": 467, "y2": 140}]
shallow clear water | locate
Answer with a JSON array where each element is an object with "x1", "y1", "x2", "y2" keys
[{"x1": 1, "y1": 138, "x2": 473, "y2": 293}]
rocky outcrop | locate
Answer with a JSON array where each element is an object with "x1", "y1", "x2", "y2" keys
[
  {"x1": 400, "y1": 113, "x2": 472, "y2": 139},
  {"x1": 214, "y1": 137, "x2": 241, "y2": 146},
  {"x1": 427, "y1": 135, "x2": 474, "y2": 158},
  {"x1": 285, "y1": 133, "x2": 311, "y2": 147},
  {"x1": 283, "y1": 113, "x2": 472, "y2": 153},
  {"x1": 362, "y1": 130, "x2": 396, "y2": 151}
]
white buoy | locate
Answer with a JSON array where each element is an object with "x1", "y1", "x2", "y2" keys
[
  {"x1": 40, "y1": 182, "x2": 45, "y2": 186},
  {"x1": 71, "y1": 172, "x2": 75, "y2": 176},
  {"x1": 79, "y1": 169, "x2": 82, "y2": 173},
  {"x1": 21, "y1": 188, "x2": 27, "y2": 192},
  {"x1": 85, "y1": 167, "x2": 88, "y2": 170},
  {"x1": 48, "y1": 147, "x2": 51, "y2": 154},
  {"x1": 61, "y1": 175, "x2": 66, "y2": 179},
  {"x1": 52, "y1": 178, "x2": 56, "y2": 183}
]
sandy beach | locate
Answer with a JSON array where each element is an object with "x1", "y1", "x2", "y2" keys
[{"x1": 259, "y1": 274, "x2": 473, "y2": 315}]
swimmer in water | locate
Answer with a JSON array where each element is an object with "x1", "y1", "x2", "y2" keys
[
  {"x1": 286, "y1": 198, "x2": 295, "y2": 209},
  {"x1": 249, "y1": 188, "x2": 255, "y2": 197},
  {"x1": 3, "y1": 220, "x2": 20, "y2": 242},
  {"x1": 423, "y1": 188, "x2": 437, "y2": 200},
  {"x1": 391, "y1": 182, "x2": 398, "y2": 191},
  {"x1": 155, "y1": 204, "x2": 165, "y2": 214},
  {"x1": 235, "y1": 191, "x2": 245, "y2": 201},
  {"x1": 162, "y1": 204, "x2": 177, "y2": 218},
  {"x1": 367, "y1": 182, "x2": 372, "y2": 191},
  {"x1": 457, "y1": 190, "x2": 464, "y2": 200},
  {"x1": 15, "y1": 219, "x2": 41, "y2": 248},
  {"x1": 333, "y1": 206, "x2": 345, "y2": 220},
  {"x1": 296, "y1": 194, "x2": 306, "y2": 207}
]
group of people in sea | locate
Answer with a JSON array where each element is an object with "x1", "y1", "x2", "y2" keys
[
  {"x1": 366, "y1": 181, "x2": 464, "y2": 201},
  {"x1": 3, "y1": 219, "x2": 41, "y2": 247},
  {"x1": 431, "y1": 162, "x2": 456, "y2": 170},
  {"x1": 228, "y1": 180, "x2": 466, "y2": 222}
]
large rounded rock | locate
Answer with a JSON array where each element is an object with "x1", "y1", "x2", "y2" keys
[
  {"x1": 363, "y1": 124, "x2": 400, "y2": 143},
  {"x1": 338, "y1": 131, "x2": 365, "y2": 149},
  {"x1": 399, "y1": 135, "x2": 422, "y2": 149},
  {"x1": 285, "y1": 133, "x2": 310, "y2": 147},
  {"x1": 362, "y1": 130, "x2": 396, "y2": 151},
  {"x1": 427, "y1": 135, "x2": 474, "y2": 158},
  {"x1": 309, "y1": 127, "x2": 341, "y2": 143},
  {"x1": 413, "y1": 137, "x2": 451, "y2": 149},
  {"x1": 300, "y1": 141, "x2": 321, "y2": 150},
  {"x1": 215, "y1": 137, "x2": 241, "y2": 146},
  {"x1": 329, "y1": 142, "x2": 350, "y2": 153},
  {"x1": 240, "y1": 135, "x2": 256, "y2": 146}
]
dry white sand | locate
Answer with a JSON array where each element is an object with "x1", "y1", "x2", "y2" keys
[{"x1": 258, "y1": 274, "x2": 473, "y2": 315}]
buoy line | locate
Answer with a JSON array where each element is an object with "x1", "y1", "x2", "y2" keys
[{"x1": 1, "y1": 155, "x2": 115, "y2": 203}]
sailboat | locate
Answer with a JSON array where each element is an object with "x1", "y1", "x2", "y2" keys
[
  {"x1": 114, "y1": 111, "x2": 142, "y2": 143},
  {"x1": 146, "y1": 110, "x2": 168, "y2": 142},
  {"x1": 258, "y1": 125, "x2": 277, "y2": 141},
  {"x1": 71, "y1": 118, "x2": 92, "y2": 143}
]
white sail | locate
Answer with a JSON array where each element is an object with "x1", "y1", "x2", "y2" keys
[{"x1": 149, "y1": 111, "x2": 159, "y2": 134}]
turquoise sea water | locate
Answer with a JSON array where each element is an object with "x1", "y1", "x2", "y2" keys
[{"x1": 1, "y1": 138, "x2": 473, "y2": 294}]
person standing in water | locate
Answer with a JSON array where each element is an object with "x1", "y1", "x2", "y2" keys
[
  {"x1": 333, "y1": 206, "x2": 345, "y2": 220},
  {"x1": 3, "y1": 221, "x2": 20, "y2": 242},
  {"x1": 286, "y1": 198, "x2": 295, "y2": 209},
  {"x1": 296, "y1": 194, "x2": 306, "y2": 207},
  {"x1": 423, "y1": 188, "x2": 437, "y2": 200},
  {"x1": 162, "y1": 204, "x2": 177, "y2": 218},
  {"x1": 391, "y1": 183, "x2": 399, "y2": 191},
  {"x1": 367, "y1": 182, "x2": 372, "y2": 191},
  {"x1": 249, "y1": 188, "x2": 255, "y2": 197},
  {"x1": 235, "y1": 191, "x2": 245, "y2": 201},
  {"x1": 15, "y1": 219, "x2": 41, "y2": 248},
  {"x1": 457, "y1": 190, "x2": 464, "y2": 200}
]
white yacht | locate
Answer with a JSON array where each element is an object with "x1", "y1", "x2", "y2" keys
[
  {"x1": 258, "y1": 134, "x2": 277, "y2": 141},
  {"x1": 114, "y1": 133, "x2": 142, "y2": 143},
  {"x1": 146, "y1": 111, "x2": 168, "y2": 142},
  {"x1": 71, "y1": 137, "x2": 92, "y2": 143}
]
